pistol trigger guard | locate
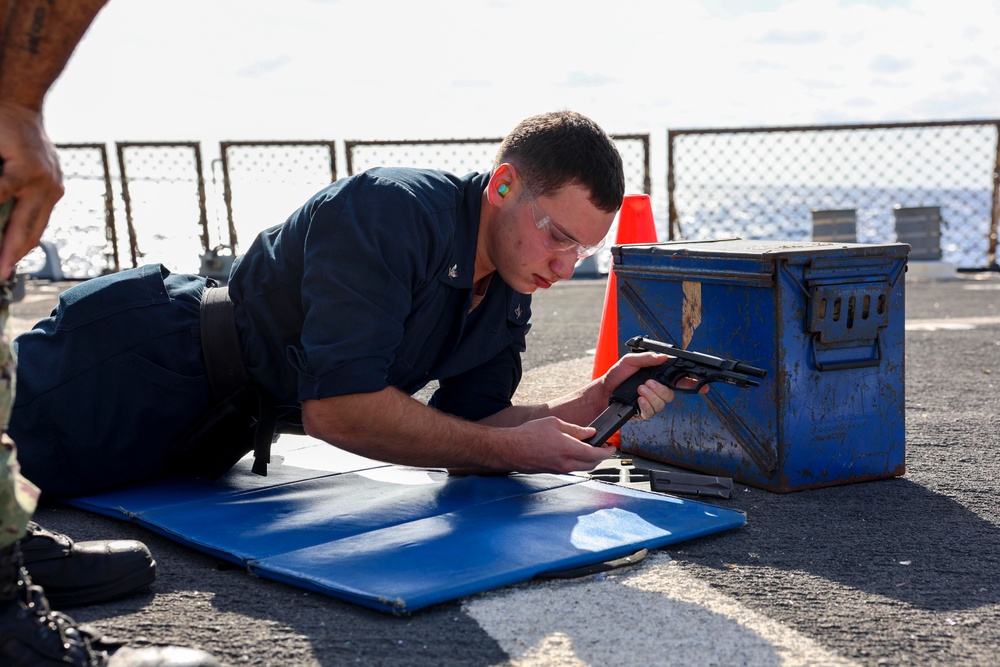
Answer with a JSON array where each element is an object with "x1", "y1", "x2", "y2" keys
[{"x1": 665, "y1": 374, "x2": 707, "y2": 394}]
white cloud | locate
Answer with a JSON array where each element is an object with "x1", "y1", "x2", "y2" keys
[
  {"x1": 869, "y1": 55, "x2": 915, "y2": 74},
  {"x1": 756, "y1": 29, "x2": 828, "y2": 45}
]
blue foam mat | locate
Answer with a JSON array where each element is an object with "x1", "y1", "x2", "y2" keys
[{"x1": 65, "y1": 439, "x2": 745, "y2": 614}]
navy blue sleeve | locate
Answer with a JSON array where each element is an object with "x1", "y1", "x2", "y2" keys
[
  {"x1": 428, "y1": 341, "x2": 524, "y2": 421},
  {"x1": 293, "y1": 173, "x2": 441, "y2": 402}
]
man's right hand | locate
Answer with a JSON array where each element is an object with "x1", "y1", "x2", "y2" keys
[{"x1": 502, "y1": 416, "x2": 615, "y2": 474}]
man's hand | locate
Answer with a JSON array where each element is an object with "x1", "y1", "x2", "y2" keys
[
  {"x1": 0, "y1": 0, "x2": 109, "y2": 278},
  {"x1": 602, "y1": 351, "x2": 709, "y2": 421},
  {"x1": 466, "y1": 351, "x2": 711, "y2": 475},
  {"x1": 505, "y1": 416, "x2": 615, "y2": 473},
  {"x1": 0, "y1": 102, "x2": 64, "y2": 278},
  {"x1": 448, "y1": 416, "x2": 614, "y2": 477}
]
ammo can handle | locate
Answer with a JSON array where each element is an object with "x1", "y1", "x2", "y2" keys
[{"x1": 811, "y1": 334, "x2": 882, "y2": 371}]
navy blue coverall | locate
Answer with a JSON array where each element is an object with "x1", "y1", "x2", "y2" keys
[{"x1": 10, "y1": 168, "x2": 532, "y2": 496}]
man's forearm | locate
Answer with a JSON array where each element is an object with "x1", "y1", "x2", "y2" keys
[
  {"x1": 301, "y1": 385, "x2": 613, "y2": 475},
  {"x1": 302, "y1": 387, "x2": 517, "y2": 470},
  {"x1": 477, "y1": 376, "x2": 607, "y2": 428},
  {"x1": 0, "y1": 0, "x2": 108, "y2": 109}
]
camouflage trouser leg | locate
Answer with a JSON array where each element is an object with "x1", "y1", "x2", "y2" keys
[{"x1": 0, "y1": 272, "x2": 40, "y2": 548}]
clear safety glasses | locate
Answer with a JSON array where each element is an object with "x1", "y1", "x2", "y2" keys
[{"x1": 519, "y1": 180, "x2": 606, "y2": 259}]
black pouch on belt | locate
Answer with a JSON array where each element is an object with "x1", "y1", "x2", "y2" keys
[{"x1": 167, "y1": 284, "x2": 275, "y2": 479}]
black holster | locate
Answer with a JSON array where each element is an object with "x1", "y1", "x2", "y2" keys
[{"x1": 168, "y1": 284, "x2": 274, "y2": 479}]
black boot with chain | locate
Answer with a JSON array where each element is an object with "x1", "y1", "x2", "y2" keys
[{"x1": 0, "y1": 542, "x2": 220, "y2": 667}]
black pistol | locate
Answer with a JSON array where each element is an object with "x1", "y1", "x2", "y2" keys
[{"x1": 585, "y1": 336, "x2": 767, "y2": 447}]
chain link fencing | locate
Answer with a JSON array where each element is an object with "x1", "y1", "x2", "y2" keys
[
  {"x1": 218, "y1": 141, "x2": 338, "y2": 254},
  {"x1": 345, "y1": 138, "x2": 501, "y2": 179},
  {"x1": 35, "y1": 136, "x2": 650, "y2": 280},
  {"x1": 345, "y1": 134, "x2": 651, "y2": 196},
  {"x1": 116, "y1": 141, "x2": 209, "y2": 275},
  {"x1": 667, "y1": 120, "x2": 1000, "y2": 269},
  {"x1": 31, "y1": 124, "x2": 999, "y2": 280}
]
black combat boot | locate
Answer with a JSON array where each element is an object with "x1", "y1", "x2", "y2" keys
[
  {"x1": 0, "y1": 543, "x2": 220, "y2": 666},
  {"x1": 18, "y1": 521, "x2": 157, "y2": 608}
]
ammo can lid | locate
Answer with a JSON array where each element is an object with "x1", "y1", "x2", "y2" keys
[
  {"x1": 611, "y1": 238, "x2": 911, "y2": 283},
  {"x1": 612, "y1": 238, "x2": 911, "y2": 264}
]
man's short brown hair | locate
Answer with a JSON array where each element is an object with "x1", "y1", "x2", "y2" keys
[{"x1": 494, "y1": 111, "x2": 625, "y2": 214}]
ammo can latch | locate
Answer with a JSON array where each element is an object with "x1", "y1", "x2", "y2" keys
[{"x1": 788, "y1": 256, "x2": 905, "y2": 371}]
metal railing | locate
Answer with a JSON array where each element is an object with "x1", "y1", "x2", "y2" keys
[
  {"x1": 345, "y1": 134, "x2": 651, "y2": 197},
  {"x1": 667, "y1": 120, "x2": 1000, "y2": 269},
  {"x1": 345, "y1": 137, "x2": 500, "y2": 178},
  {"x1": 33, "y1": 124, "x2": 999, "y2": 279},
  {"x1": 116, "y1": 141, "x2": 208, "y2": 273},
  {"x1": 218, "y1": 140, "x2": 337, "y2": 253}
]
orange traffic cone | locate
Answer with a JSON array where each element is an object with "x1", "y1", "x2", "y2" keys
[{"x1": 590, "y1": 194, "x2": 658, "y2": 446}]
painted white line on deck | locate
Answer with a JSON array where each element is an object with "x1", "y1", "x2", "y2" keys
[
  {"x1": 906, "y1": 316, "x2": 1000, "y2": 331},
  {"x1": 465, "y1": 552, "x2": 858, "y2": 667}
]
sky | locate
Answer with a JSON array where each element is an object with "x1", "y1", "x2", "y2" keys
[{"x1": 43, "y1": 0, "x2": 1000, "y2": 146}]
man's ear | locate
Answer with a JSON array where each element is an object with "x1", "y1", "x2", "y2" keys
[{"x1": 486, "y1": 163, "x2": 514, "y2": 207}]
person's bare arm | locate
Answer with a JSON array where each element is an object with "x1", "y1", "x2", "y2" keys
[
  {"x1": 301, "y1": 386, "x2": 615, "y2": 475},
  {"x1": 0, "y1": 0, "x2": 109, "y2": 277},
  {"x1": 0, "y1": 0, "x2": 108, "y2": 109},
  {"x1": 301, "y1": 352, "x2": 698, "y2": 474}
]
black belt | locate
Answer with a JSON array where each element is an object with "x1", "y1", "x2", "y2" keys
[
  {"x1": 199, "y1": 285, "x2": 274, "y2": 476},
  {"x1": 200, "y1": 286, "x2": 249, "y2": 399}
]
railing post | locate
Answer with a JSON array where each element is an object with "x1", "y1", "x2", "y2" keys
[
  {"x1": 990, "y1": 122, "x2": 1000, "y2": 269},
  {"x1": 667, "y1": 130, "x2": 677, "y2": 240}
]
